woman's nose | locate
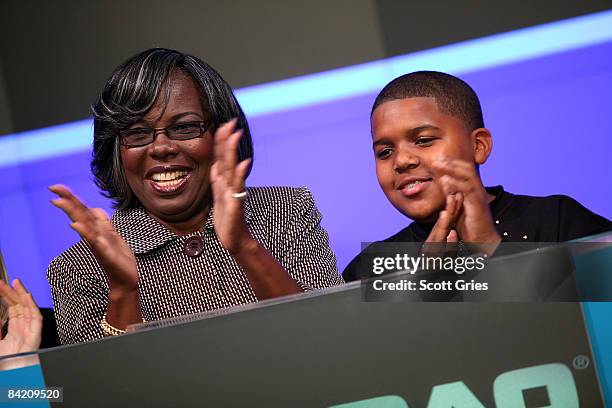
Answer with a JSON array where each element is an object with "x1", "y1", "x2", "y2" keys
[{"x1": 149, "y1": 131, "x2": 178, "y2": 158}]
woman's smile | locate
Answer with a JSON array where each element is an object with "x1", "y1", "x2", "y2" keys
[{"x1": 146, "y1": 166, "x2": 193, "y2": 195}]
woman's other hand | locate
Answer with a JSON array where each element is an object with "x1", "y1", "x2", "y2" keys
[
  {"x1": 0, "y1": 279, "x2": 42, "y2": 356},
  {"x1": 210, "y1": 119, "x2": 254, "y2": 255},
  {"x1": 210, "y1": 120, "x2": 302, "y2": 298}
]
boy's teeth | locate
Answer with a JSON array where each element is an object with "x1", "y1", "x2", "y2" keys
[
  {"x1": 151, "y1": 170, "x2": 188, "y2": 181},
  {"x1": 407, "y1": 181, "x2": 422, "y2": 188}
]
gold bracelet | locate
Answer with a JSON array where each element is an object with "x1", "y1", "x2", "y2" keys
[{"x1": 101, "y1": 313, "x2": 126, "y2": 337}]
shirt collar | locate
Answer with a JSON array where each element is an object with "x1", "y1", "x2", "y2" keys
[
  {"x1": 485, "y1": 185, "x2": 507, "y2": 214},
  {"x1": 112, "y1": 192, "x2": 254, "y2": 254}
]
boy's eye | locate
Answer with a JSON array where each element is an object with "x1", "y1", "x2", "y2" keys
[
  {"x1": 377, "y1": 148, "x2": 393, "y2": 159},
  {"x1": 415, "y1": 137, "x2": 435, "y2": 146}
]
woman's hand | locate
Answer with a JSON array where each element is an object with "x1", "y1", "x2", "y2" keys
[
  {"x1": 0, "y1": 279, "x2": 42, "y2": 356},
  {"x1": 49, "y1": 185, "x2": 142, "y2": 329},
  {"x1": 49, "y1": 185, "x2": 139, "y2": 292},
  {"x1": 210, "y1": 119, "x2": 254, "y2": 255}
]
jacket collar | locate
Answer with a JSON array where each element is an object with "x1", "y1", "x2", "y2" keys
[{"x1": 112, "y1": 193, "x2": 254, "y2": 254}]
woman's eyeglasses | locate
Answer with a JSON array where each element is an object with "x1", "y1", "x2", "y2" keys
[{"x1": 119, "y1": 120, "x2": 214, "y2": 147}]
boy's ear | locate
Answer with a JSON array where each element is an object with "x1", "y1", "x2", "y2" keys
[{"x1": 472, "y1": 128, "x2": 493, "y2": 165}]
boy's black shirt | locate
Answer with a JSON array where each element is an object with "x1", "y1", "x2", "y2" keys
[{"x1": 343, "y1": 186, "x2": 612, "y2": 282}]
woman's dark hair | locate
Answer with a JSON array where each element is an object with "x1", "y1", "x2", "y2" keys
[{"x1": 91, "y1": 47, "x2": 254, "y2": 210}]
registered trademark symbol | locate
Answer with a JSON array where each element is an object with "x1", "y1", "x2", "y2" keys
[{"x1": 572, "y1": 355, "x2": 590, "y2": 370}]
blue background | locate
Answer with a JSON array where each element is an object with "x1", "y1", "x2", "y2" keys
[{"x1": 1, "y1": 38, "x2": 609, "y2": 307}]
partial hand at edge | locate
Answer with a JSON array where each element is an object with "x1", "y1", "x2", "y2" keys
[{"x1": 0, "y1": 279, "x2": 42, "y2": 356}]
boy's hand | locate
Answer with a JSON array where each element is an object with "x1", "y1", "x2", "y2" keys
[
  {"x1": 432, "y1": 157, "x2": 501, "y2": 254},
  {"x1": 423, "y1": 193, "x2": 462, "y2": 256}
]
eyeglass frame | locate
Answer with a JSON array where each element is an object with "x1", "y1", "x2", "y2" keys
[{"x1": 118, "y1": 119, "x2": 215, "y2": 148}]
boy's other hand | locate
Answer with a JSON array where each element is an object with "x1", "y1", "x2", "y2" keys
[
  {"x1": 432, "y1": 157, "x2": 501, "y2": 254},
  {"x1": 423, "y1": 193, "x2": 462, "y2": 256}
]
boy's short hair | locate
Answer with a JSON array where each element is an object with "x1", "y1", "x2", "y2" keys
[{"x1": 372, "y1": 71, "x2": 484, "y2": 131}]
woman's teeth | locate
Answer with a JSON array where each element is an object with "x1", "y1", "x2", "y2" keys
[
  {"x1": 151, "y1": 170, "x2": 188, "y2": 183},
  {"x1": 155, "y1": 178, "x2": 183, "y2": 187}
]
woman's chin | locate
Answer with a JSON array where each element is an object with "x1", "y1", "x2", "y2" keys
[{"x1": 143, "y1": 192, "x2": 211, "y2": 225}]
